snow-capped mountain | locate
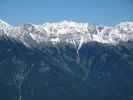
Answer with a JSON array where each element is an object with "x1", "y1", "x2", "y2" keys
[
  {"x1": 1, "y1": 19, "x2": 133, "y2": 100},
  {"x1": 0, "y1": 19, "x2": 133, "y2": 48}
]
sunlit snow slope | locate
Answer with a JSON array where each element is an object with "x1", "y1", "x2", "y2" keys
[{"x1": 0, "y1": 19, "x2": 133, "y2": 48}]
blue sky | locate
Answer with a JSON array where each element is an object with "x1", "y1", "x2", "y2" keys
[{"x1": 0, "y1": 0, "x2": 133, "y2": 25}]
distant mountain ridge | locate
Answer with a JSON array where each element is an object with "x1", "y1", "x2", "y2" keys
[{"x1": 0, "y1": 19, "x2": 133, "y2": 49}]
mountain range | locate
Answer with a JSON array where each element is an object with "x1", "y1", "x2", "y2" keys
[{"x1": 0, "y1": 19, "x2": 133, "y2": 100}]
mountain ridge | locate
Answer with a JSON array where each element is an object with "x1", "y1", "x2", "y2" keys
[{"x1": 0, "y1": 19, "x2": 133, "y2": 49}]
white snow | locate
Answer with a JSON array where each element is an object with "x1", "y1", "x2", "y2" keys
[{"x1": 0, "y1": 19, "x2": 133, "y2": 48}]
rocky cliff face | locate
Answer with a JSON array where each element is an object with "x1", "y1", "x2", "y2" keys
[{"x1": 0, "y1": 20, "x2": 133, "y2": 100}]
